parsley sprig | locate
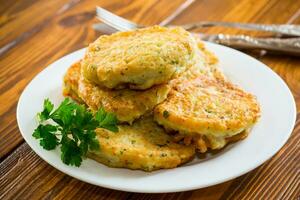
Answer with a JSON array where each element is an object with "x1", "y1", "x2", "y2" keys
[{"x1": 33, "y1": 98, "x2": 118, "y2": 167}]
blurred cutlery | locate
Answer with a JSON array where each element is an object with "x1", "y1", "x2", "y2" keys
[
  {"x1": 181, "y1": 21, "x2": 300, "y2": 37},
  {"x1": 93, "y1": 6, "x2": 300, "y2": 55},
  {"x1": 95, "y1": 0, "x2": 195, "y2": 32},
  {"x1": 195, "y1": 33, "x2": 300, "y2": 55}
]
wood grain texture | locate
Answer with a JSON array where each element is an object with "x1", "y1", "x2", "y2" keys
[
  {"x1": 0, "y1": 0, "x2": 299, "y2": 199},
  {"x1": 0, "y1": 0, "x2": 186, "y2": 159}
]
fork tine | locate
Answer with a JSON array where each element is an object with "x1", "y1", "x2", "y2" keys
[
  {"x1": 96, "y1": 6, "x2": 140, "y2": 31},
  {"x1": 96, "y1": 7, "x2": 127, "y2": 31},
  {"x1": 93, "y1": 23, "x2": 119, "y2": 34}
]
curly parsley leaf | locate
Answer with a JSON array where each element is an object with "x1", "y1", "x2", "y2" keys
[
  {"x1": 33, "y1": 98, "x2": 118, "y2": 167},
  {"x1": 61, "y1": 136, "x2": 82, "y2": 167},
  {"x1": 95, "y1": 108, "x2": 119, "y2": 132},
  {"x1": 50, "y1": 98, "x2": 78, "y2": 127},
  {"x1": 85, "y1": 130, "x2": 100, "y2": 151},
  {"x1": 33, "y1": 124, "x2": 58, "y2": 150},
  {"x1": 37, "y1": 99, "x2": 54, "y2": 122}
]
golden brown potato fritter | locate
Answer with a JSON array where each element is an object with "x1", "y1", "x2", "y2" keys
[
  {"x1": 81, "y1": 26, "x2": 204, "y2": 90},
  {"x1": 154, "y1": 74, "x2": 260, "y2": 150},
  {"x1": 63, "y1": 61, "x2": 170, "y2": 124},
  {"x1": 89, "y1": 117, "x2": 195, "y2": 171}
]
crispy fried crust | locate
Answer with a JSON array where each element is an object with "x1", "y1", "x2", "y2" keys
[
  {"x1": 160, "y1": 41, "x2": 257, "y2": 152},
  {"x1": 64, "y1": 61, "x2": 170, "y2": 124},
  {"x1": 63, "y1": 61, "x2": 83, "y2": 103},
  {"x1": 169, "y1": 39, "x2": 225, "y2": 88},
  {"x1": 155, "y1": 75, "x2": 260, "y2": 136},
  {"x1": 88, "y1": 117, "x2": 195, "y2": 171},
  {"x1": 78, "y1": 77, "x2": 170, "y2": 123},
  {"x1": 172, "y1": 129, "x2": 250, "y2": 153},
  {"x1": 154, "y1": 74, "x2": 260, "y2": 151},
  {"x1": 81, "y1": 26, "x2": 204, "y2": 90}
]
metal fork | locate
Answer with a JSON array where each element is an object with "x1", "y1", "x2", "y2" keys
[
  {"x1": 95, "y1": 6, "x2": 300, "y2": 36},
  {"x1": 181, "y1": 21, "x2": 300, "y2": 37},
  {"x1": 95, "y1": 0, "x2": 195, "y2": 31},
  {"x1": 94, "y1": 6, "x2": 300, "y2": 55},
  {"x1": 95, "y1": 6, "x2": 140, "y2": 31},
  {"x1": 196, "y1": 33, "x2": 300, "y2": 55}
]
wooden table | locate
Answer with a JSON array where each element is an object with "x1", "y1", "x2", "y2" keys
[{"x1": 0, "y1": 0, "x2": 299, "y2": 199}]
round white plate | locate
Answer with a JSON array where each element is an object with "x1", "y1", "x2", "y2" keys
[{"x1": 17, "y1": 42, "x2": 296, "y2": 193}]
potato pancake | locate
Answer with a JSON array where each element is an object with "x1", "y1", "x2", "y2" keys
[
  {"x1": 81, "y1": 26, "x2": 204, "y2": 90},
  {"x1": 88, "y1": 116, "x2": 195, "y2": 171},
  {"x1": 63, "y1": 64, "x2": 195, "y2": 171},
  {"x1": 154, "y1": 74, "x2": 260, "y2": 151},
  {"x1": 63, "y1": 61, "x2": 170, "y2": 124}
]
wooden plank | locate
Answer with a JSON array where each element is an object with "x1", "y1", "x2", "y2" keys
[
  {"x1": 0, "y1": 0, "x2": 185, "y2": 159},
  {"x1": 175, "y1": 0, "x2": 300, "y2": 35},
  {"x1": 0, "y1": 143, "x2": 132, "y2": 200},
  {"x1": 0, "y1": 0, "x2": 73, "y2": 51}
]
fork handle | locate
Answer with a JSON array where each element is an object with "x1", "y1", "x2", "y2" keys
[
  {"x1": 182, "y1": 22, "x2": 300, "y2": 36},
  {"x1": 196, "y1": 34, "x2": 300, "y2": 56}
]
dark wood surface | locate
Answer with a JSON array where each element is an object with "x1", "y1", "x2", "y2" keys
[{"x1": 0, "y1": 0, "x2": 299, "y2": 199}]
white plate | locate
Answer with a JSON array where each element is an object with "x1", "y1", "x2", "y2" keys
[{"x1": 17, "y1": 42, "x2": 296, "y2": 193}]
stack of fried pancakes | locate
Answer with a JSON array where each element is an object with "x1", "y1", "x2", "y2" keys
[{"x1": 63, "y1": 26, "x2": 260, "y2": 171}]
